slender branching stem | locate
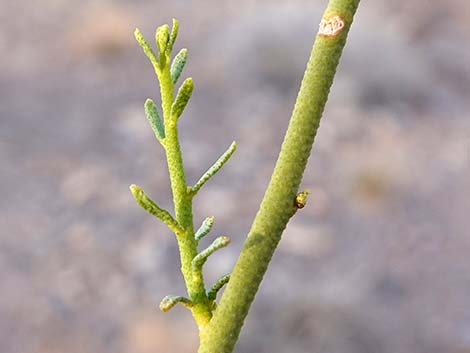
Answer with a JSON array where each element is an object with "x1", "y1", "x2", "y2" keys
[
  {"x1": 133, "y1": 22, "x2": 214, "y2": 326},
  {"x1": 192, "y1": 236, "x2": 231, "y2": 273},
  {"x1": 159, "y1": 47, "x2": 212, "y2": 327},
  {"x1": 190, "y1": 141, "x2": 237, "y2": 197},
  {"x1": 207, "y1": 274, "x2": 231, "y2": 302},
  {"x1": 159, "y1": 295, "x2": 193, "y2": 312},
  {"x1": 129, "y1": 184, "x2": 184, "y2": 235},
  {"x1": 195, "y1": 216, "x2": 215, "y2": 242}
]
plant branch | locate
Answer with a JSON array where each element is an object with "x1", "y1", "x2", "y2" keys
[
  {"x1": 134, "y1": 21, "x2": 214, "y2": 327},
  {"x1": 198, "y1": 0, "x2": 361, "y2": 352},
  {"x1": 207, "y1": 274, "x2": 231, "y2": 302},
  {"x1": 194, "y1": 216, "x2": 215, "y2": 242},
  {"x1": 190, "y1": 141, "x2": 237, "y2": 196},
  {"x1": 170, "y1": 48, "x2": 188, "y2": 84},
  {"x1": 134, "y1": 28, "x2": 159, "y2": 71},
  {"x1": 192, "y1": 236, "x2": 231, "y2": 273},
  {"x1": 159, "y1": 295, "x2": 193, "y2": 312},
  {"x1": 144, "y1": 98, "x2": 165, "y2": 141},
  {"x1": 129, "y1": 184, "x2": 184, "y2": 236}
]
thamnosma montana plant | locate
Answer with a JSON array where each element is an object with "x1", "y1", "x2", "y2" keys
[{"x1": 129, "y1": 0, "x2": 360, "y2": 351}]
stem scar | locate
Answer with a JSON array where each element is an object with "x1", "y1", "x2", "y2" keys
[{"x1": 318, "y1": 15, "x2": 345, "y2": 37}]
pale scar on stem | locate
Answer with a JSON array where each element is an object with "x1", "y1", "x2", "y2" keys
[{"x1": 318, "y1": 15, "x2": 345, "y2": 37}]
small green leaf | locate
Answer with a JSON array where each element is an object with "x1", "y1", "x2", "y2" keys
[
  {"x1": 207, "y1": 274, "x2": 230, "y2": 302},
  {"x1": 144, "y1": 98, "x2": 165, "y2": 140},
  {"x1": 195, "y1": 216, "x2": 215, "y2": 242},
  {"x1": 134, "y1": 28, "x2": 159, "y2": 69},
  {"x1": 192, "y1": 236, "x2": 231, "y2": 271},
  {"x1": 171, "y1": 77, "x2": 194, "y2": 120},
  {"x1": 156, "y1": 24, "x2": 170, "y2": 58},
  {"x1": 170, "y1": 48, "x2": 188, "y2": 84},
  {"x1": 129, "y1": 184, "x2": 183, "y2": 235},
  {"x1": 159, "y1": 295, "x2": 192, "y2": 312},
  {"x1": 167, "y1": 18, "x2": 179, "y2": 53},
  {"x1": 191, "y1": 141, "x2": 237, "y2": 195}
]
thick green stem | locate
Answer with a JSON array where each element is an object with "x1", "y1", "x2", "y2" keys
[{"x1": 198, "y1": 0, "x2": 360, "y2": 351}]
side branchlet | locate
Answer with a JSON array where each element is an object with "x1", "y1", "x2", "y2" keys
[
  {"x1": 192, "y1": 236, "x2": 231, "y2": 272},
  {"x1": 144, "y1": 98, "x2": 165, "y2": 141},
  {"x1": 171, "y1": 48, "x2": 188, "y2": 84},
  {"x1": 195, "y1": 216, "x2": 215, "y2": 242},
  {"x1": 159, "y1": 295, "x2": 193, "y2": 312},
  {"x1": 129, "y1": 184, "x2": 184, "y2": 236},
  {"x1": 207, "y1": 273, "x2": 231, "y2": 302},
  {"x1": 167, "y1": 18, "x2": 179, "y2": 54},
  {"x1": 134, "y1": 28, "x2": 159, "y2": 71},
  {"x1": 171, "y1": 77, "x2": 194, "y2": 120},
  {"x1": 155, "y1": 24, "x2": 170, "y2": 65},
  {"x1": 190, "y1": 141, "x2": 237, "y2": 196}
]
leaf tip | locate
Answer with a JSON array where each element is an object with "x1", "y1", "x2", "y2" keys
[
  {"x1": 144, "y1": 97, "x2": 153, "y2": 106},
  {"x1": 129, "y1": 184, "x2": 141, "y2": 196},
  {"x1": 217, "y1": 235, "x2": 231, "y2": 246}
]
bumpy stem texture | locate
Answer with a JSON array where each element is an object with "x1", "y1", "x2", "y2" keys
[{"x1": 198, "y1": 0, "x2": 360, "y2": 352}]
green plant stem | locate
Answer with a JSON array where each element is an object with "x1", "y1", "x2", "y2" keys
[
  {"x1": 198, "y1": 0, "x2": 360, "y2": 351},
  {"x1": 159, "y1": 64, "x2": 212, "y2": 326},
  {"x1": 134, "y1": 23, "x2": 217, "y2": 328}
]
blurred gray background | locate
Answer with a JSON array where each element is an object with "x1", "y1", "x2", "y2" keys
[{"x1": 1, "y1": 0, "x2": 469, "y2": 352}]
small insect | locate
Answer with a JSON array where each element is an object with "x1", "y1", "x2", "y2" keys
[{"x1": 318, "y1": 15, "x2": 345, "y2": 37}]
